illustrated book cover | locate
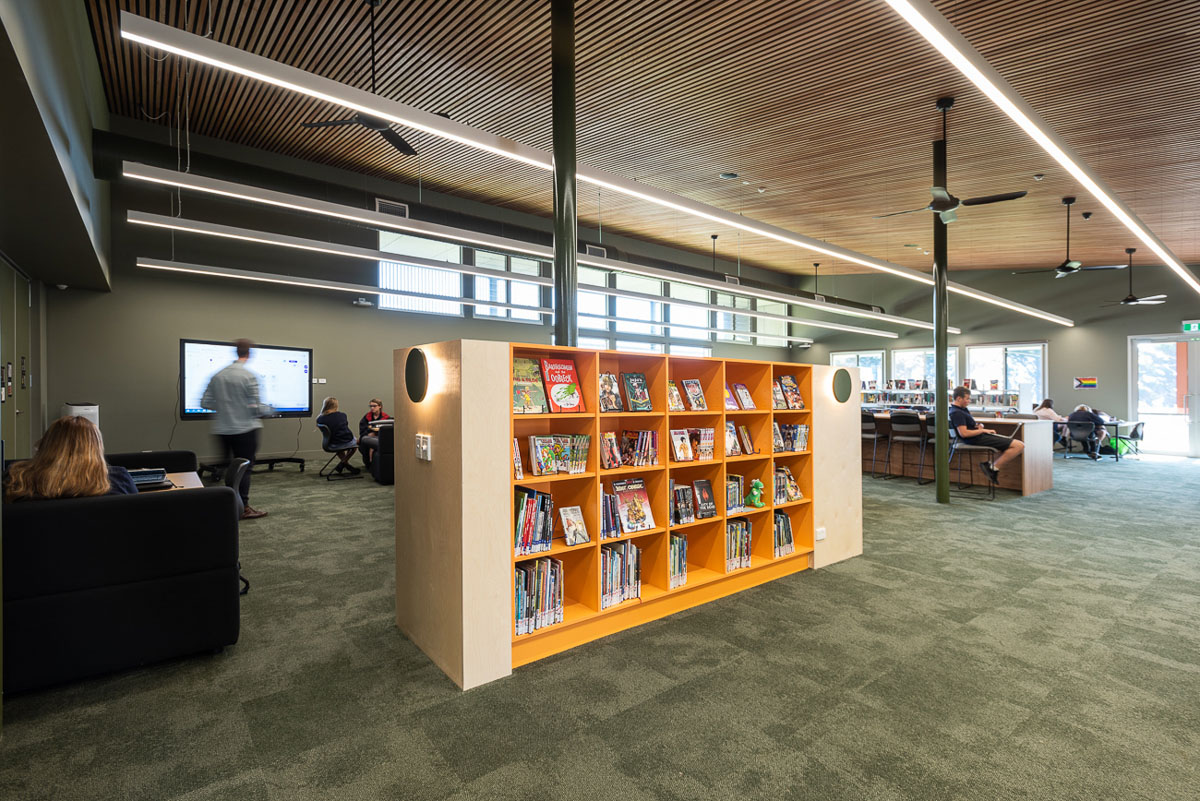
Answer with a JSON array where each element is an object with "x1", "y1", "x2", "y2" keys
[
  {"x1": 621, "y1": 372, "x2": 653, "y2": 412},
  {"x1": 559, "y1": 505, "x2": 590, "y2": 546},
  {"x1": 540, "y1": 358, "x2": 585, "y2": 413},
  {"x1": 723, "y1": 383, "x2": 739, "y2": 410},
  {"x1": 612, "y1": 478, "x2": 655, "y2": 532},
  {"x1": 681, "y1": 379, "x2": 707, "y2": 410},
  {"x1": 692, "y1": 479, "x2": 717, "y2": 519},
  {"x1": 598, "y1": 372, "x2": 624, "y2": 412},
  {"x1": 666, "y1": 380, "x2": 687, "y2": 412},
  {"x1": 512, "y1": 357, "x2": 548, "y2": 414},
  {"x1": 732, "y1": 382, "x2": 755, "y2": 410},
  {"x1": 778, "y1": 375, "x2": 805, "y2": 409}
]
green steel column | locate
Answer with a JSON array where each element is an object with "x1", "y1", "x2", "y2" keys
[
  {"x1": 551, "y1": 0, "x2": 578, "y2": 346},
  {"x1": 933, "y1": 137, "x2": 950, "y2": 503}
]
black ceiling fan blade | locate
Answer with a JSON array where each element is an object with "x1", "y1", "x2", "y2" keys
[
  {"x1": 961, "y1": 190, "x2": 1027, "y2": 206},
  {"x1": 872, "y1": 206, "x2": 929, "y2": 219},
  {"x1": 1078, "y1": 264, "x2": 1127, "y2": 271},
  {"x1": 1011, "y1": 268, "x2": 1060, "y2": 274},
  {"x1": 378, "y1": 127, "x2": 418, "y2": 156},
  {"x1": 300, "y1": 118, "x2": 358, "y2": 129}
]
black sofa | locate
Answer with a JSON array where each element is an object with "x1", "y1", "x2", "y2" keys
[
  {"x1": 2, "y1": 485, "x2": 241, "y2": 694},
  {"x1": 370, "y1": 425, "x2": 395, "y2": 485}
]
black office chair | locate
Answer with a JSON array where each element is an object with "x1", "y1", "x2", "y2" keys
[
  {"x1": 224, "y1": 457, "x2": 252, "y2": 596},
  {"x1": 1112, "y1": 421, "x2": 1145, "y2": 458},
  {"x1": 317, "y1": 423, "x2": 362, "y2": 481},
  {"x1": 948, "y1": 425, "x2": 1000, "y2": 500},
  {"x1": 862, "y1": 411, "x2": 888, "y2": 479},
  {"x1": 916, "y1": 414, "x2": 937, "y2": 485},
  {"x1": 1064, "y1": 421, "x2": 1097, "y2": 459},
  {"x1": 883, "y1": 412, "x2": 924, "y2": 481}
]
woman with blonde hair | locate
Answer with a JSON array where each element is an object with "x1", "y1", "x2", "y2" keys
[
  {"x1": 5, "y1": 415, "x2": 137, "y2": 501},
  {"x1": 316, "y1": 396, "x2": 359, "y2": 474}
]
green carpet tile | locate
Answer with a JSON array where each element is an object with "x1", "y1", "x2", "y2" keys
[{"x1": 1, "y1": 455, "x2": 1198, "y2": 800}]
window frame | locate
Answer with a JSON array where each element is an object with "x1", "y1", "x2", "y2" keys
[{"x1": 965, "y1": 341, "x2": 1048, "y2": 405}]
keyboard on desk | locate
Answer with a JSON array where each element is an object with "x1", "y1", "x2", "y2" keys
[{"x1": 128, "y1": 467, "x2": 168, "y2": 485}]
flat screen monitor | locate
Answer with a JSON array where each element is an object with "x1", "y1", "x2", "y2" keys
[{"x1": 180, "y1": 339, "x2": 313, "y2": 419}]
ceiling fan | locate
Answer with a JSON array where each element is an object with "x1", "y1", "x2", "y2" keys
[
  {"x1": 873, "y1": 97, "x2": 1027, "y2": 224},
  {"x1": 300, "y1": 0, "x2": 417, "y2": 157},
  {"x1": 1106, "y1": 248, "x2": 1167, "y2": 306},
  {"x1": 1011, "y1": 197, "x2": 1127, "y2": 278}
]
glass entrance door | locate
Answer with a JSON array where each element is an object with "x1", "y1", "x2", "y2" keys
[{"x1": 1130, "y1": 335, "x2": 1200, "y2": 456}]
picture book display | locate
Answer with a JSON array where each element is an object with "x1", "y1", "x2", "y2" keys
[
  {"x1": 540, "y1": 358, "x2": 585, "y2": 413},
  {"x1": 777, "y1": 375, "x2": 804, "y2": 409},
  {"x1": 598, "y1": 372, "x2": 623, "y2": 412},
  {"x1": 512, "y1": 357, "x2": 548, "y2": 414},
  {"x1": 528, "y1": 434, "x2": 591, "y2": 475},
  {"x1": 622, "y1": 372, "x2": 653, "y2": 411},
  {"x1": 725, "y1": 421, "x2": 742, "y2": 456},
  {"x1": 612, "y1": 478, "x2": 655, "y2": 533},
  {"x1": 732, "y1": 382, "x2": 755, "y2": 410},
  {"x1": 723, "y1": 384, "x2": 739, "y2": 411},
  {"x1": 559, "y1": 506, "x2": 590, "y2": 546},
  {"x1": 771, "y1": 380, "x2": 787, "y2": 410},
  {"x1": 666, "y1": 380, "x2": 687, "y2": 412},
  {"x1": 681, "y1": 379, "x2": 707, "y2": 411},
  {"x1": 692, "y1": 479, "x2": 717, "y2": 519},
  {"x1": 514, "y1": 557, "x2": 563, "y2": 635}
]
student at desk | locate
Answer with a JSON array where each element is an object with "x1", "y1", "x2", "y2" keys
[
  {"x1": 1033, "y1": 398, "x2": 1067, "y2": 443},
  {"x1": 5, "y1": 416, "x2": 137, "y2": 501},
  {"x1": 1067, "y1": 404, "x2": 1108, "y2": 459},
  {"x1": 317, "y1": 397, "x2": 360, "y2": 475},
  {"x1": 949, "y1": 386, "x2": 1025, "y2": 484},
  {"x1": 358, "y1": 398, "x2": 391, "y2": 469}
]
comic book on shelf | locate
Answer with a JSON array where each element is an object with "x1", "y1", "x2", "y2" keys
[
  {"x1": 732, "y1": 382, "x2": 755, "y2": 410},
  {"x1": 666, "y1": 380, "x2": 687, "y2": 412},
  {"x1": 737, "y1": 424, "x2": 755, "y2": 455},
  {"x1": 600, "y1": 540, "x2": 641, "y2": 609},
  {"x1": 622, "y1": 372, "x2": 653, "y2": 412},
  {"x1": 514, "y1": 557, "x2": 563, "y2": 635},
  {"x1": 619, "y1": 429, "x2": 659, "y2": 466},
  {"x1": 669, "y1": 533, "x2": 688, "y2": 589},
  {"x1": 512, "y1": 357, "x2": 548, "y2": 414},
  {"x1": 600, "y1": 431, "x2": 622, "y2": 469},
  {"x1": 601, "y1": 492, "x2": 620, "y2": 539},
  {"x1": 773, "y1": 512, "x2": 795, "y2": 558},
  {"x1": 669, "y1": 429, "x2": 694, "y2": 462},
  {"x1": 774, "y1": 465, "x2": 803, "y2": 502},
  {"x1": 559, "y1": 505, "x2": 590, "y2": 546},
  {"x1": 540, "y1": 358, "x2": 586, "y2": 413},
  {"x1": 723, "y1": 383, "x2": 739, "y2": 411},
  {"x1": 673, "y1": 485, "x2": 696, "y2": 525},
  {"x1": 778, "y1": 375, "x2": 805, "y2": 409},
  {"x1": 771, "y1": 380, "x2": 788, "y2": 410},
  {"x1": 528, "y1": 435, "x2": 557, "y2": 476},
  {"x1": 692, "y1": 479, "x2": 717, "y2": 519},
  {"x1": 726, "y1": 473, "x2": 744, "y2": 512},
  {"x1": 612, "y1": 478, "x2": 655, "y2": 533},
  {"x1": 513, "y1": 486, "x2": 554, "y2": 556},
  {"x1": 725, "y1": 421, "x2": 742, "y2": 456},
  {"x1": 692, "y1": 427, "x2": 715, "y2": 460},
  {"x1": 726, "y1": 519, "x2": 751, "y2": 571},
  {"x1": 772, "y1": 422, "x2": 785, "y2": 452},
  {"x1": 512, "y1": 438, "x2": 523, "y2": 480},
  {"x1": 681, "y1": 379, "x2": 707, "y2": 411},
  {"x1": 598, "y1": 372, "x2": 624, "y2": 412}
]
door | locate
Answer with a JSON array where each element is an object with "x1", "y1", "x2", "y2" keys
[{"x1": 1130, "y1": 335, "x2": 1200, "y2": 456}]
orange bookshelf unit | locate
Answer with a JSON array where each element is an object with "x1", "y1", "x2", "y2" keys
[{"x1": 394, "y1": 340, "x2": 861, "y2": 690}]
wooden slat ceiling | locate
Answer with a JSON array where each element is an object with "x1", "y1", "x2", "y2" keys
[{"x1": 85, "y1": 0, "x2": 1200, "y2": 283}]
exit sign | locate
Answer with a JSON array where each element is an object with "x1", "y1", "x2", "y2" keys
[{"x1": 1184, "y1": 320, "x2": 1200, "y2": 332}]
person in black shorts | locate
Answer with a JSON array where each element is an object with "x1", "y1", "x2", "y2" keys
[{"x1": 949, "y1": 386, "x2": 1025, "y2": 483}]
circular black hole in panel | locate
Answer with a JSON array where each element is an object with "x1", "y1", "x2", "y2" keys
[
  {"x1": 405, "y1": 348, "x2": 428, "y2": 403},
  {"x1": 833, "y1": 368, "x2": 853, "y2": 403}
]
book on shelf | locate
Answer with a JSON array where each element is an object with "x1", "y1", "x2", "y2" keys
[
  {"x1": 690, "y1": 427, "x2": 715, "y2": 460},
  {"x1": 598, "y1": 372, "x2": 624, "y2": 412},
  {"x1": 773, "y1": 511, "x2": 795, "y2": 558},
  {"x1": 666, "y1": 380, "x2": 687, "y2": 412},
  {"x1": 669, "y1": 533, "x2": 688, "y2": 589},
  {"x1": 693, "y1": 478, "x2": 717, "y2": 519},
  {"x1": 772, "y1": 422, "x2": 785, "y2": 452},
  {"x1": 529, "y1": 435, "x2": 556, "y2": 476},
  {"x1": 732, "y1": 382, "x2": 755, "y2": 410},
  {"x1": 512, "y1": 357, "x2": 549, "y2": 414},
  {"x1": 868, "y1": 379, "x2": 878, "y2": 390},
  {"x1": 773, "y1": 465, "x2": 803, "y2": 503},
  {"x1": 601, "y1": 540, "x2": 641, "y2": 609},
  {"x1": 621, "y1": 372, "x2": 653, "y2": 412},
  {"x1": 726, "y1": 473, "x2": 744, "y2": 513},
  {"x1": 723, "y1": 383, "x2": 739, "y2": 411},
  {"x1": 514, "y1": 486, "x2": 554, "y2": 556},
  {"x1": 601, "y1": 492, "x2": 620, "y2": 539},
  {"x1": 724, "y1": 421, "x2": 742, "y2": 456},
  {"x1": 619, "y1": 429, "x2": 659, "y2": 466},
  {"x1": 673, "y1": 484, "x2": 696, "y2": 525},
  {"x1": 726, "y1": 519, "x2": 752, "y2": 572},
  {"x1": 896, "y1": 378, "x2": 907, "y2": 390},
  {"x1": 775, "y1": 422, "x2": 809, "y2": 452},
  {"x1": 540, "y1": 358, "x2": 586, "y2": 413},
  {"x1": 681, "y1": 379, "x2": 707, "y2": 410},
  {"x1": 737, "y1": 424, "x2": 755, "y2": 455},
  {"x1": 600, "y1": 431, "x2": 622, "y2": 469},
  {"x1": 528, "y1": 434, "x2": 591, "y2": 475},
  {"x1": 771, "y1": 380, "x2": 787, "y2": 410},
  {"x1": 512, "y1": 438, "x2": 523, "y2": 479},
  {"x1": 514, "y1": 557, "x2": 563, "y2": 635},
  {"x1": 559, "y1": 505, "x2": 590, "y2": 546},
  {"x1": 989, "y1": 379, "x2": 1000, "y2": 391},
  {"x1": 669, "y1": 429, "x2": 694, "y2": 462},
  {"x1": 612, "y1": 478, "x2": 655, "y2": 533},
  {"x1": 778, "y1": 375, "x2": 805, "y2": 409}
]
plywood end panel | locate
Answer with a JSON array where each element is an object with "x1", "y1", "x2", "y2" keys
[{"x1": 811, "y1": 364, "x2": 863, "y2": 569}]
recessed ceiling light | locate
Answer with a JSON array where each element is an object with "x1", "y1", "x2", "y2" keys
[{"x1": 719, "y1": 172, "x2": 739, "y2": 180}]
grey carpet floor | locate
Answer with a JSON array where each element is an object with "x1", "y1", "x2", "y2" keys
[{"x1": 1, "y1": 455, "x2": 1198, "y2": 800}]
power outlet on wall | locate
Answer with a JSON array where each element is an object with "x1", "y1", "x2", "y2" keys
[
  {"x1": 815, "y1": 527, "x2": 827, "y2": 541},
  {"x1": 415, "y1": 433, "x2": 432, "y2": 462}
]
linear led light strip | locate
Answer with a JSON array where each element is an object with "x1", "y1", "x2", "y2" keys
[
  {"x1": 885, "y1": 0, "x2": 1200, "y2": 298},
  {"x1": 135, "y1": 257, "x2": 551, "y2": 314},
  {"x1": 122, "y1": 161, "x2": 948, "y2": 332},
  {"x1": 119, "y1": 13, "x2": 1074, "y2": 326},
  {"x1": 127, "y1": 210, "x2": 900, "y2": 338}
]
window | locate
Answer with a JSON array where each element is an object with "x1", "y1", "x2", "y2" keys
[
  {"x1": 614, "y1": 274, "x2": 663, "y2": 336},
  {"x1": 830, "y1": 350, "x2": 884, "y2": 387},
  {"x1": 578, "y1": 336, "x2": 610, "y2": 351},
  {"x1": 669, "y1": 344, "x2": 712, "y2": 357},
  {"x1": 378, "y1": 231, "x2": 463, "y2": 316},
  {"x1": 756, "y1": 299, "x2": 788, "y2": 347},
  {"x1": 615, "y1": 340, "x2": 664, "y2": 354},
  {"x1": 668, "y1": 282, "x2": 711, "y2": 341},
  {"x1": 891, "y1": 347, "x2": 958, "y2": 388},
  {"x1": 716, "y1": 293, "x2": 752, "y2": 342},
  {"x1": 472, "y1": 251, "x2": 544, "y2": 321},
  {"x1": 578, "y1": 266, "x2": 611, "y2": 333},
  {"x1": 966, "y1": 343, "x2": 1046, "y2": 406}
]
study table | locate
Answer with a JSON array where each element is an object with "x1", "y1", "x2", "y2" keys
[
  {"x1": 138, "y1": 471, "x2": 204, "y2": 492},
  {"x1": 861, "y1": 413, "x2": 1054, "y2": 496}
]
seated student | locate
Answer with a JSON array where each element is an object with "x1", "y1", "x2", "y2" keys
[
  {"x1": 5, "y1": 415, "x2": 137, "y2": 501},
  {"x1": 316, "y1": 396, "x2": 359, "y2": 474},
  {"x1": 358, "y1": 398, "x2": 391, "y2": 469},
  {"x1": 1066, "y1": 404, "x2": 1107, "y2": 460},
  {"x1": 949, "y1": 386, "x2": 1025, "y2": 484},
  {"x1": 1033, "y1": 398, "x2": 1067, "y2": 443}
]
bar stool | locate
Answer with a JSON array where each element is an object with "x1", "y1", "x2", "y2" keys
[
  {"x1": 862, "y1": 411, "x2": 888, "y2": 479},
  {"x1": 948, "y1": 426, "x2": 1000, "y2": 500},
  {"x1": 916, "y1": 414, "x2": 937, "y2": 484},
  {"x1": 884, "y1": 412, "x2": 924, "y2": 481}
]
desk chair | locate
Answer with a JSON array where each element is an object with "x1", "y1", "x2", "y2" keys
[
  {"x1": 225, "y1": 457, "x2": 252, "y2": 595},
  {"x1": 1112, "y1": 421, "x2": 1145, "y2": 458},
  {"x1": 884, "y1": 412, "x2": 924, "y2": 481},
  {"x1": 916, "y1": 414, "x2": 938, "y2": 485},
  {"x1": 1064, "y1": 421, "x2": 1097, "y2": 459},
  {"x1": 948, "y1": 426, "x2": 1000, "y2": 500},
  {"x1": 862, "y1": 412, "x2": 889, "y2": 479},
  {"x1": 317, "y1": 423, "x2": 363, "y2": 481}
]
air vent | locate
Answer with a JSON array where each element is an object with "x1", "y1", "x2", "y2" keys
[
  {"x1": 375, "y1": 199, "x2": 410, "y2": 218},
  {"x1": 584, "y1": 244, "x2": 607, "y2": 258},
  {"x1": 813, "y1": 293, "x2": 826, "y2": 304},
  {"x1": 724, "y1": 275, "x2": 740, "y2": 285}
]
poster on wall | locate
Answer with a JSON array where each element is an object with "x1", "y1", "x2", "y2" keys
[{"x1": 1073, "y1": 377, "x2": 1098, "y2": 389}]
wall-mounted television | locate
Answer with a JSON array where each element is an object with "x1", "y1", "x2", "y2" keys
[{"x1": 180, "y1": 339, "x2": 313, "y2": 420}]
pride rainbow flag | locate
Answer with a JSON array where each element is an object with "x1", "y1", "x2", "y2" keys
[{"x1": 1074, "y1": 377, "x2": 1098, "y2": 389}]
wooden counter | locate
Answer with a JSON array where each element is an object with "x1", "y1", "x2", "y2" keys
[{"x1": 862, "y1": 414, "x2": 1053, "y2": 496}]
